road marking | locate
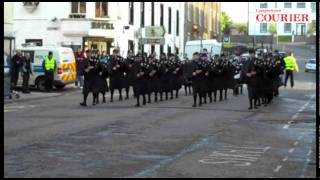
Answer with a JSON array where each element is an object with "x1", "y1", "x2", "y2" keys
[
  {"x1": 293, "y1": 141, "x2": 299, "y2": 146},
  {"x1": 288, "y1": 148, "x2": 295, "y2": 153},
  {"x1": 300, "y1": 147, "x2": 313, "y2": 178},
  {"x1": 222, "y1": 145, "x2": 267, "y2": 150},
  {"x1": 264, "y1": 146, "x2": 271, "y2": 152},
  {"x1": 283, "y1": 125, "x2": 289, "y2": 129},
  {"x1": 273, "y1": 165, "x2": 282, "y2": 172},
  {"x1": 297, "y1": 135, "x2": 303, "y2": 140},
  {"x1": 199, "y1": 145, "x2": 269, "y2": 167},
  {"x1": 4, "y1": 104, "x2": 37, "y2": 113},
  {"x1": 291, "y1": 113, "x2": 298, "y2": 120},
  {"x1": 282, "y1": 156, "x2": 288, "y2": 162}
]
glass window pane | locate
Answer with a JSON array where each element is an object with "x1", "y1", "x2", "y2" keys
[
  {"x1": 284, "y1": 3, "x2": 291, "y2": 8},
  {"x1": 80, "y1": 2, "x2": 86, "y2": 13},
  {"x1": 71, "y1": 2, "x2": 78, "y2": 13},
  {"x1": 297, "y1": 3, "x2": 305, "y2": 8},
  {"x1": 102, "y1": 2, "x2": 107, "y2": 17}
]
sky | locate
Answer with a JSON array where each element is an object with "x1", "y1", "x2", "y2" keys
[{"x1": 221, "y1": 2, "x2": 248, "y2": 23}]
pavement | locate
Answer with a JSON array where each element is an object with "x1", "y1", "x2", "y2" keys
[{"x1": 4, "y1": 44, "x2": 317, "y2": 178}]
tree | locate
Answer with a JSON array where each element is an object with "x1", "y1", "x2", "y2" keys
[
  {"x1": 307, "y1": 22, "x2": 316, "y2": 35},
  {"x1": 233, "y1": 23, "x2": 247, "y2": 35},
  {"x1": 268, "y1": 23, "x2": 277, "y2": 44},
  {"x1": 220, "y1": 12, "x2": 233, "y2": 35}
]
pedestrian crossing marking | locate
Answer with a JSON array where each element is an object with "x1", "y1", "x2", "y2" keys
[{"x1": 198, "y1": 145, "x2": 270, "y2": 167}]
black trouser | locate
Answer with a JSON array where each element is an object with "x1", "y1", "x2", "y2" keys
[
  {"x1": 11, "y1": 71, "x2": 20, "y2": 91},
  {"x1": 22, "y1": 73, "x2": 30, "y2": 92},
  {"x1": 45, "y1": 71, "x2": 54, "y2": 91},
  {"x1": 284, "y1": 70, "x2": 294, "y2": 87}
]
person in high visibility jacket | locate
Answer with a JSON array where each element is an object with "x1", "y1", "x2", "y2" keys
[
  {"x1": 283, "y1": 52, "x2": 299, "y2": 88},
  {"x1": 42, "y1": 51, "x2": 57, "y2": 92}
]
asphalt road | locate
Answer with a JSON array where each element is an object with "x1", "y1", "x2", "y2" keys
[{"x1": 4, "y1": 44, "x2": 316, "y2": 178}]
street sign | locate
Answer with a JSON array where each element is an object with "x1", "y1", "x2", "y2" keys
[
  {"x1": 141, "y1": 38, "x2": 165, "y2": 45},
  {"x1": 144, "y1": 26, "x2": 165, "y2": 38}
]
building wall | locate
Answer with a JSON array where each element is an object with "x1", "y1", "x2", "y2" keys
[
  {"x1": 4, "y1": 2, "x2": 14, "y2": 35},
  {"x1": 13, "y1": 2, "x2": 185, "y2": 58},
  {"x1": 183, "y1": 2, "x2": 220, "y2": 56},
  {"x1": 248, "y1": 2, "x2": 316, "y2": 36}
]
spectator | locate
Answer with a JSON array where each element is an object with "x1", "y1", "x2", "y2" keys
[
  {"x1": 75, "y1": 49, "x2": 85, "y2": 88},
  {"x1": 11, "y1": 50, "x2": 23, "y2": 90},
  {"x1": 21, "y1": 52, "x2": 33, "y2": 93}
]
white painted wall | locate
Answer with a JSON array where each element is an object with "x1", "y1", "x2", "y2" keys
[
  {"x1": 248, "y1": 2, "x2": 316, "y2": 36},
  {"x1": 13, "y1": 2, "x2": 185, "y2": 58}
]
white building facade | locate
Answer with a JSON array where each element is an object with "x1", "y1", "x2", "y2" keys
[
  {"x1": 248, "y1": 2, "x2": 316, "y2": 36},
  {"x1": 13, "y1": 2, "x2": 185, "y2": 58}
]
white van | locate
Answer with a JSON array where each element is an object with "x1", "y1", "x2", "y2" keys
[
  {"x1": 184, "y1": 39, "x2": 222, "y2": 60},
  {"x1": 16, "y1": 46, "x2": 76, "y2": 91}
]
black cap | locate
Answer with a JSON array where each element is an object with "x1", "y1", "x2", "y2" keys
[{"x1": 48, "y1": 51, "x2": 53, "y2": 55}]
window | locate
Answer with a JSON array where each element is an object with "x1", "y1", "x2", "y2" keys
[
  {"x1": 168, "y1": 7, "x2": 172, "y2": 34},
  {"x1": 260, "y1": 23, "x2": 267, "y2": 33},
  {"x1": 128, "y1": 40, "x2": 134, "y2": 52},
  {"x1": 311, "y1": 3, "x2": 316, "y2": 13},
  {"x1": 188, "y1": 4, "x2": 192, "y2": 21},
  {"x1": 260, "y1": 3, "x2": 267, "y2": 8},
  {"x1": 284, "y1": 3, "x2": 291, "y2": 8},
  {"x1": 176, "y1": 10, "x2": 179, "y2": 36},
  {"x1": 23, "y1": 2, "x2": 39, "y2": 6},
  {"x1": 71, "y1": 2, "x2": 86, "y2": 14},
  {"x1": 25, "y1": 39, "x2": 42, "y2": 46},
  {"x1": 141, "y1": 2, "x2": 144, "y2": 27},
  {"x1": 194, "y1": 7, "x2": 199, "y2": 24},
  {"x1": 151, "y1": 2, "x2": 154, "y2": 26},
  {"x1": 167, "y1": 45, "x2": 171, "y2": 55},
  {"x1": 284, "y1": 23, "x2": 291, "y2": 33},
  {"x1": 160, "y1": 4, "x2": 164, "y2": 26},
  {"x1": 160, "y1": 45, "x2": 163, "y2": 54},
  {"x1": 95, "y1": 2, "x2": 108, "y2": 17},
  {"x1": 297, "y1": 3, "x2": 305, "y2": 8},
  {"x1": 129, "y1": 2, "x2": 134, "y2": 25},
  {"x1": 199, "y1": 10, "x2": 203, "y2": 27},
  {"x1": 151, "y1": 45, "x2": 155, "y2": 54}
]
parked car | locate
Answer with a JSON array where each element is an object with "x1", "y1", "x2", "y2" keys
[{"x1": 305, "y1": 59, "x2": 316, "y2": 72}]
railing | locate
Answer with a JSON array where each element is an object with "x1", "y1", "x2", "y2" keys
[{"x1": 69, "y1": 13, "x2": 86, "y2": 19}]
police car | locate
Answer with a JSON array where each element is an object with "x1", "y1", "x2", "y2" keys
[{"x1": 16, "y1": 46, "x2": 76, "y2": 91}]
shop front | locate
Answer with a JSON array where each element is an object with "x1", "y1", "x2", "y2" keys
[
  {"x1": 83, "y1": 20, "x2": 116, "y2": 54},
  {"x1": 83, "y1": 36, "x2": 113, "y2": 54}
]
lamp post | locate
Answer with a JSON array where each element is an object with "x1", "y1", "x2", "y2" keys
[{"x1": 291, "y1": 30, "x2": 295, "y2": 43}]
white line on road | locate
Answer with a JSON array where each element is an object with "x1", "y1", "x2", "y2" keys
[
  {"x1": 282, "y1": 156, "x2": 288, "y2": 162},
  {"x1": 274, "y1": 165, "x2": 282, "y2": 172},
  {"x1": 293, "y1": 141, "x2": 299, "y2": 146},
  {"x1": 297, "y1": 135, "x2": 303, "y2": 140},
  {"x1": 263, "y1": 146, "x2": 271, "y2": 152},
  {"x1": 222, "y1": 145, "x2": 267, "y2": 150},
  {"x1": 288, "y1": 148, "x2": 295, "y2": 153},
  {"x1": 291, "y1": 113, "x2": 298, "y2": 120},
  {"x1": 283, "y1": 125, "x2": 290, "y2": 129}
]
